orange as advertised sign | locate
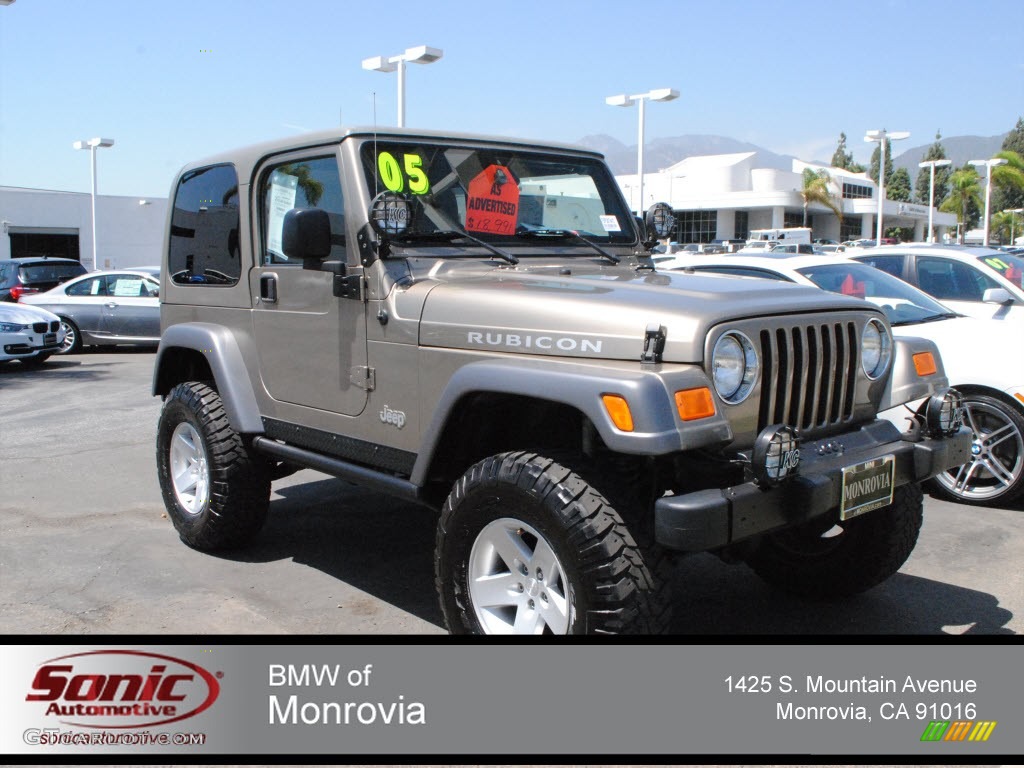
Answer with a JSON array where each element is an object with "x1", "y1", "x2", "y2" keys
[{"x1": 466, "y1": 164, "x2": 519, "y2": 234}]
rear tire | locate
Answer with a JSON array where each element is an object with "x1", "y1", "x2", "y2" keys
[
  {"x1": 746, "y1": 483, "x2": 923, "y2": 598},
  {"x1": 435, "y1": 451, "x2": 671, "y2": 634},
  {"x1": 156, "y1": 381, "x2": 270, "y2": 550}
]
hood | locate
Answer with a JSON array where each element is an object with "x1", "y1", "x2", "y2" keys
[
  {"x1": 414, "y1": 264, "x2": 880, "y2": 363},
  {"x1": 0, "y1": 303, "x2": 60, "y2": 325}
]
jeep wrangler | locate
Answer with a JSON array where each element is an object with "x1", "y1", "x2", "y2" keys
[{"x1": 153, "y1": 127, "x2": 970, "y2": 634}]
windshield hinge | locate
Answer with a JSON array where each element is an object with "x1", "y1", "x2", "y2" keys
[
  {"x1": 350, "y1": 366, "x2": 376, "y2": 391},
  {"x1": 640, "y1": 324, "x2": 666, "y2": 364}
]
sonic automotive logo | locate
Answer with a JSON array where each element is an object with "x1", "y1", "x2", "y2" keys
[{"x1": 25, "y1": 650, "x2": 220, "y2": 729}]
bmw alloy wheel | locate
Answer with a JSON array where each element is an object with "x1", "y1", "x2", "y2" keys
[{"x1": 935, "y1": 399, "x2": 1024, "y2": 502}]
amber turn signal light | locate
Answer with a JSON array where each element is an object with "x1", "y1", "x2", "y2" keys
[
  {"x1": 675, "y1": 387, "x2": 716, "y2": 421},
  {"x1": 913, "y1": 352, "x2": 937, "y2": 376},
  {"x1": 601, "y1": 394, "x2": 634, "y2": 432}
]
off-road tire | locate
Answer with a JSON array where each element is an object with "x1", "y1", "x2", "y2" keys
[
  {"x1": 746, "y1": 483, "x2": 923, "y2": 598},
  {"x1": 435, "y1": 451, "x2": 671, "y2": 634},
  {"x1": 926, "y1": 392, "x2": 1024, "y2": 507},
  {"x1": 156, "y1": 381, "x2": 270, "y2": 550}
]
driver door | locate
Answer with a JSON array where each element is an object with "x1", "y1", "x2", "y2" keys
[{"x1": 250, "y1": 150, "x2": 368, "y2": 417}]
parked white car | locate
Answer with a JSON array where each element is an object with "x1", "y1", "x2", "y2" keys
[
  {"x1": 0, "y1": 302, "x2": 65, "y2": 365},
  {"x1": 659, "y1": 251, "x2": 1024, "y2": 507},
  {"x1": 849, "y1": 243, "x2": 1024, "y2": 323}
]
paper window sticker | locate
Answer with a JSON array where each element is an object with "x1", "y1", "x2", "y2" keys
[
  {"x1": 599, "y1": 215, "x2": 621, "y2": 232},
  {"x1": 267, "y1": 171, "x2": 299, "y2": 259}
]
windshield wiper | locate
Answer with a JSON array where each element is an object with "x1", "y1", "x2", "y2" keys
[
  {"x1": 516, "y1": 228, "x2": 621, "y2": 264},
  {"x1": 914, "y1": 311, "x2": 960, "y2": 324},
  {"x1": 396, "y1": 230, "x2": 518, "y2": 265}
]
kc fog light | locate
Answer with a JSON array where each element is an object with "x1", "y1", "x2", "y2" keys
[
  {"x1": 926, "y1": 388, "x2": 965, "y2": 436},
  {"x1": 752, "y1": 424, "x2": 800, "y2": 487}
]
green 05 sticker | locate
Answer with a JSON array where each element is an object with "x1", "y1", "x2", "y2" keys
[{"x1": 378, "y1": 152, "x2": 430, "y2": 195}]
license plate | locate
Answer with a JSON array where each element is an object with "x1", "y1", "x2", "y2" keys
[{"x1": 840, "y1": 454, "x2": 895, "y2": 520}]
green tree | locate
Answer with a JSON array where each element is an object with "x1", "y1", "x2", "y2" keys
[
  {"x1": 940, "y1": 167, "x2": 982, "y2": 243},
  {"x1": 1002, "y1": 116, "x2": 1024, "y2": 155},
  {"x1": 801, "y1": 168, "x2": 842, "y2": 226},
  {"x1": 991, "y1": 150, "x2": 1024, "y2": 214},
  {"x1": 913, "y1": 132, "x2": 951, "y2": 206},
  {"x1": 990, "y1": 210, "x2": 1022, "y2": 245},
  {"x1": 831, "y1": 132, "x2": 854, "y2": 169},
  {"x1": 868, "y1": 140, "x2": 894, "y2": 186},
  {"x1": 887, "y1": 167, "x2": 912, "y2": 202}
]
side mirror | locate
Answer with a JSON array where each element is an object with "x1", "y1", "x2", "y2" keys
[
  {"x1": 283, "y1": 208, "x2": 331, "y2": 268},
  {"x1": 983, "y1": 287, "x2": 1013, "y2": 305}
]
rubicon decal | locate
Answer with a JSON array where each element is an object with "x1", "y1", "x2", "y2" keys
[{"x1": 25, "y1": 650, "x2": 220, "y2": 729}]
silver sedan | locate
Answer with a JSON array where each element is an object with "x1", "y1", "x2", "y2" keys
[{"x1": 19, "y1": 268, "x2": 160, "y2": 353}]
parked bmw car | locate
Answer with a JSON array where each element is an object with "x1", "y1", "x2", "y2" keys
[
  {"x1": 0, "y1": 302, "x2": 65, "y2": 365},
  {"x1": 849, "y1": 244, "x2": 1024, "y2": 323},
  {"x1": 19, "y1": 268, "x2": 160, "y2": 354},
  {"x1": 659, "y1": 251, "x2": 1024, "y2": 507},
  {"x1": 0, "y1": 256, "x2": 87, "y2": 302}
]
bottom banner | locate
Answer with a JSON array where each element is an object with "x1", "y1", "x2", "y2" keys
[{"x1": 0, "y1": 644, "x2": 1018, "y2": 755}]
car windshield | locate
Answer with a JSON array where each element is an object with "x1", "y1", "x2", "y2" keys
[
  {"x1": 796, "y1": 262, "x2": 954, "y2": 326},
  {"x1": 359, "y1": 140, "x2": 636, "y2": 248},
  {"x1": 977, "y1": 251, "x2": 1024, "y2": 288}
]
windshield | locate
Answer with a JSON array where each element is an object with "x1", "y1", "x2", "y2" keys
[
  {"x1": 977, "y1": 251, "x2": 1024, "y2": 288},
  {"x1": 19, "y1": 263, "x2": 86, "y2": 284},
  {"x1": 359, "y1": 141, "x2": 636, "y2": 246},
  {"x1": 795, "y1": 262, "x2": 954, "y2": 326}
]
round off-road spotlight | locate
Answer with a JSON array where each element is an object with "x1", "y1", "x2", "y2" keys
[
  {"x1": 368, "y1": 191, "x2": 413, "y2": 237},
  {"x1": 752, "y1": 424, "x2": 800, "y2": 487},
  {"x1": 926, "y1": 388, "x2": 965, "y2": 437}
]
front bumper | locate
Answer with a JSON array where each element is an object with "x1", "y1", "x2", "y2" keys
[
  {"x1": 1, "y1": 331, "x2": 62, "y2": 360},
  {"x1": 654, "y1": 419, "x2": 972, "y2": 552}
]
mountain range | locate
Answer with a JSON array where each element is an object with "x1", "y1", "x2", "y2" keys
[{"x1": 578, "y1": 132, "x2": 1011, "y2": 179}]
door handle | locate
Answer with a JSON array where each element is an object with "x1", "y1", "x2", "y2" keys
[
  {"x1": 260, "y1": 274, "x2": 278, "y2": 304},
  {"x1": 105, "y1": 302, "x2": 118, "y2": 308}
]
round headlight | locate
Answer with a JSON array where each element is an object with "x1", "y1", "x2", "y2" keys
[
  {"x1": 861, "y1": 317, "x2": 892, "y2": 380},
  {"x1": 712, "y1": 331, "x2": 758, "y2": 403}
]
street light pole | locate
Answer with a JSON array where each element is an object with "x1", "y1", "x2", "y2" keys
[
  {"x1": 918, "y1": 158, "x2": 951, "y2": 243},
  {"x1": 362, "y1": 45, "x2": 443, "y2": 128},
  {"x1": 606, "y1": 88, "x2": 679, "y2": 215},
  {"x1": 72, "y1": 137, "x2": 114, "y2": 271},
  {"x1": 1007, "y1": 208, "x2": 1024, "y2": 246},
  {"x1": 865, "y1": 129, "x2": 910, "y2": 243},
  {"x1": 969, "y1": 158, "x2": 1008, "y2": 246}
]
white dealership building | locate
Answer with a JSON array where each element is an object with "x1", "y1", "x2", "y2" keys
[{"x1": 615, "y1": 151, "x2": 957, "y2": 244}]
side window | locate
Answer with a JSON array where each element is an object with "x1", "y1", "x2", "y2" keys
[
  {"x1": 260, "y1": 155, "x2": 345, "y2": 266},
  {"x1": 917, "y1": 257, "x2": 997, "y2": 302},
  {"x1": 168, "y1": 164, "x2": 241, "y2": 286},
  {"x1": 856, "y1": 254, "x2": 904, "y2": 278},
  {"x1": 66, "y1": 276, "x2": 108, "y2": 296}
]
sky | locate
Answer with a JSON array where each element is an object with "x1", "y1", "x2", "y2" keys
[{"x1": 1, "y1": 0, "x2": 1022, "y2": 198}]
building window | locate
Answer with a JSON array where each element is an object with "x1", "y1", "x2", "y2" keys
[
  {"x1": 784, "y1": 212, "x2": 803, "y2": 229},
  {"x1": 842, "y1": 183, "x2": 873, "y2": 200},
  {"x1": 734, "y1": 211, "x2": 748, "y2": 240},
  {"x1": 674, "y1": 209, "x2": 717, "y2": 243},
  {"x1": 840, "y1": 219, "x2": 862, "y2": 242}
]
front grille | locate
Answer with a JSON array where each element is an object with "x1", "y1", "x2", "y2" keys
[
  {"x1": 758, "y1": 321, "x2": 859, "y2": 433},
  {"x1": 32, "y1": 322, "x2": 47, "y2": 333}
]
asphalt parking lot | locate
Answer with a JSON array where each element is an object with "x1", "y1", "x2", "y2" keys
[{"x1": 1, "y1": 350, "x2": 1021, "y2": 635}]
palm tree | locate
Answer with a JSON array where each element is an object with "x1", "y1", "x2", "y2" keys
[
  {"x1": 992, "y1": 150, "x2": 1024, "y2": 203},
  {"x1": 800, "y1": 168, "x2": 842, "y2": 227},
  {"x1": 940, "y1": 168, "x2": 982, "y2": 244}
]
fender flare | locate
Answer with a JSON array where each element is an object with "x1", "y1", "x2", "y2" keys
[
  {"x1": 409, "y1": 357, "x2": 732, "y2": 486},
  {"x1": 152, "y1": 323, "x2": 264, "y2": 434}
]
